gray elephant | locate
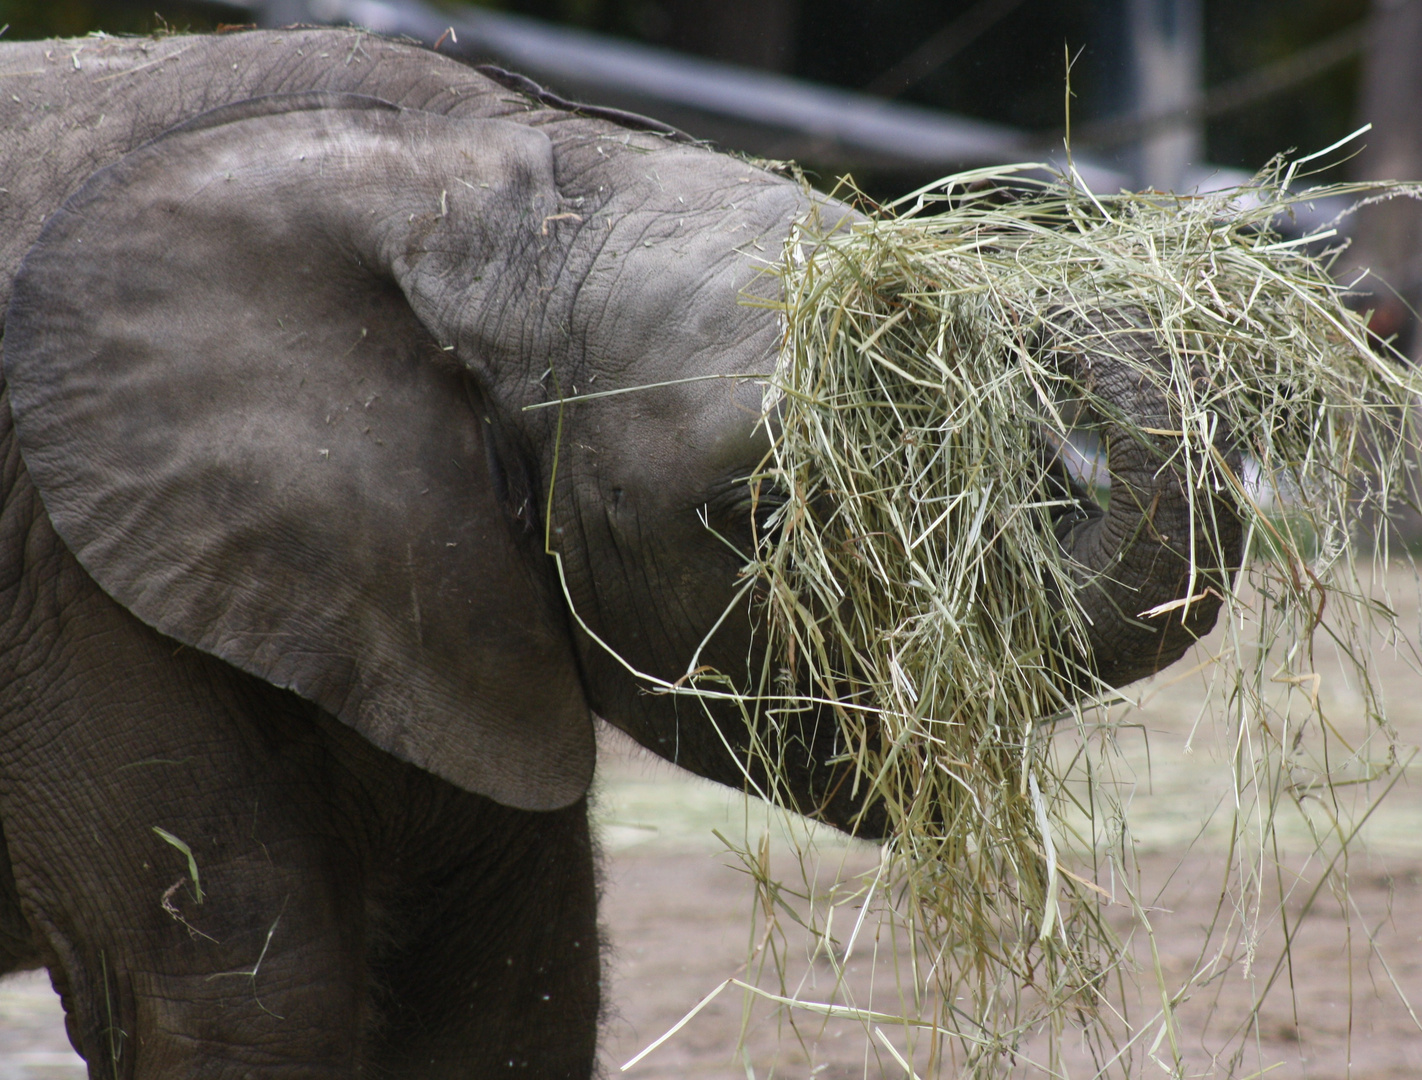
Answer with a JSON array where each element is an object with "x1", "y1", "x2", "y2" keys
[{"x1": 0, "y1": 28, "x2": 1234, "y2": 1078}]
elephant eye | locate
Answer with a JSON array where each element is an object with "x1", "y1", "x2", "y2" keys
[
  {"x1": 753, "y1": 483, "x2": 789, "y2": 536},
  {"x1": 744, "y1": 479, "x2": 791, "y2": 545},
  {"x1": 705, "y1": 478, "x2": 788, "y2": 549}
]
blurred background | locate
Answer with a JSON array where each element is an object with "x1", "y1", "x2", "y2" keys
[
  {"x1": 3, "y1": 0, "x2": 1418, "y2": 352},
  {"x1": 4, "y1": 5, "x2": 1422, "y2": 1076}
]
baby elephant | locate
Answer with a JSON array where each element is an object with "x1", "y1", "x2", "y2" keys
[{"x1": 0, "y1": 27, "x2": 1228, "y2": 1077}]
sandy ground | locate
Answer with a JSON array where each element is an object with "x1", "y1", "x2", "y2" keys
[
  {"x1": 4, "y1": 570, "x2": 1422, "y2": 1078},
  {"x1": 597, "y1": 806, "x2": 1422, "y2": 1080},
  {"x1": 598, "y1": 562, "x2": 1422, "y2": 1079}
]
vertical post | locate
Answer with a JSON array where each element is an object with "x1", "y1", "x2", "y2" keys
[
  {"x1": 1352, "y1": 0, "x2": 1422, "y2": 359},
  {"x1": 1127, "y1": 0, "x2": 1203, "y2": 191}
]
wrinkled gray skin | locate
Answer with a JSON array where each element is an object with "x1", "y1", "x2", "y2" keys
[{"x1": 0, "y1": 29, "x2": 1237, "y2": 1078}]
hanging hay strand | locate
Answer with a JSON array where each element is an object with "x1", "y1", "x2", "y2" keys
[{"x1": 713, "y1": 155, "x2": 1422, "y2": 1075}]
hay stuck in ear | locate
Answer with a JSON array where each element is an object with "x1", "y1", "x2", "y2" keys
[{"x1": 700, "y1": 157, "x2": 1422, "y2": 1074}]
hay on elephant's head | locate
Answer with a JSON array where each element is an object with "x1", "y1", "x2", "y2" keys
[{"x1": 711, "y1": 155, "x2": 1422, "y2": 1072}]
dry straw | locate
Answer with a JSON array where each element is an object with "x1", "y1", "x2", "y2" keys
[{"x1": 686, "y1": 147, "x2": 1422, "y2": 1076}]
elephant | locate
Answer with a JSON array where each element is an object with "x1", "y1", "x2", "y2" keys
[{"x1": 0, "y1": 27, "x2": 1238, "y2": 1078}]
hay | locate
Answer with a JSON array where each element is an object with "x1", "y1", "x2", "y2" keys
[{"x1": 704, "y1": 153, "x2": 1422, "y2": 1075}]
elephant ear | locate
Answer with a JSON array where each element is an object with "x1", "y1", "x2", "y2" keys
[{"x1": 3, "y1": 93, "x2": 594, "y2": 810}]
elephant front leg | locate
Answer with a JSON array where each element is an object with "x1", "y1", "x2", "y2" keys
[
  {"x1": 9, "y1": 707, "x2": 602, "y2": 1080},
  {"x1": 0, "y1": 596, "x2": 380, "y2": 1076},
  {"x1": 0, "y1": 557, "x2": 601, "y2": 1078},
  {"x1": 28, "y1": 851, "x2": 370, "y2": 1078}
]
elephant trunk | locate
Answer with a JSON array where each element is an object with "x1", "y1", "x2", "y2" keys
[{"x1": 1047, "y1": 311, "x2": 1242, "y2": 689}]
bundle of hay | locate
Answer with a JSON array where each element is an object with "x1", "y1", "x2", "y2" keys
[{"x1": 731, "y1": 155, "x2": 1421, "y2": 1073}]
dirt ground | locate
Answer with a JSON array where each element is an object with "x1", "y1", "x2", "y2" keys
[
  {"x1": 594, "y1": 749, "x2": 1422, "y2": 1080},
  {"x1": 594, "y1": 561, "x2": 1422, "y2": 1080},
  {"x1": 4, "y1": 572, "x2": 1422, "y2": 1078}
]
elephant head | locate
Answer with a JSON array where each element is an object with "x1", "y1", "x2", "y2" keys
[{"x1": 2, "y1": 88, "x2": 1238, "y2": 830}]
